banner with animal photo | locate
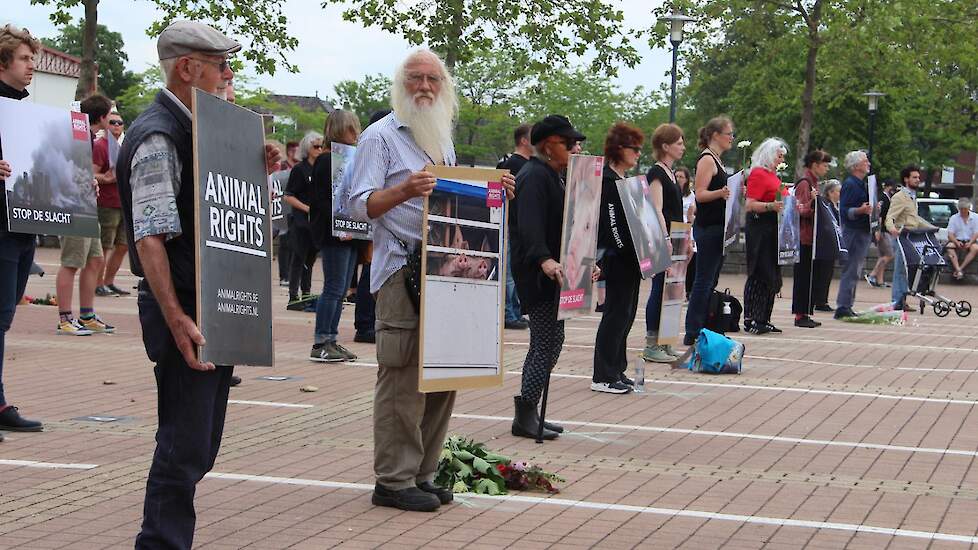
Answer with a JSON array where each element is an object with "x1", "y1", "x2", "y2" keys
[
  {"x1": 659, "y1": 222, "x2": 692, "y2": 346},
  {"x1": 192, "y1": 89, "x2": 273, "y2": 367},
  {"x1": 813, "y1": 196, "x2": 846, "y2": 260},
  {"x1": 868, "y1": 174, "x2": 879, "y2": 235},
  {"x1": 778, "y1": 188, "x2": 800, "y2": 265},
  {"x1": 615, "y1": 174, "x2": 671, "y2": 279},
  {"x1": 419, "y1": 165, "x2": 508, "y2": 392},
  {"x1": 557, "y1": 154, "x2": 604, "y2": 320},
  {"x1": 0, "y1": 97, "x2": 99, "y2": 237},
  {"x1": 330, "y1": 142, "x2": 371, "y2": 239},
  {"x1": 723, "y1": 170, "x2": 745, "y2": 252}
]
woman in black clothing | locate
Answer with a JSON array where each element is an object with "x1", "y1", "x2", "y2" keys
[
  {"x1": 684, "y1": 117, "x2": 734, "y2": 345},
  {"x1": 812, "y1": 179, "x2": 843, "y2": 311},
  {"x1": 510, "y1": 115, "x2": 588, "y2": 440},
  {"x1": 284, "y1": 131, "x2": 324, "y2": 305},
  {"x1": 641, "y1": 123, "x2": 686, "y2": 363},
  {"x1": 592, "y1": 122, "x2": 645, "y2": 393}
]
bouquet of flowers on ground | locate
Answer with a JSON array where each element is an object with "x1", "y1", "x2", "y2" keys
[
  {"x1": 435, "y1": 435, "x2": 564, "y2": 495},
  {"x1": 841, "y1": 303, "x2": 908, "y2": 325},
  {"x1": 21, "y1": 293, "x2": 57, "y2": 306}
]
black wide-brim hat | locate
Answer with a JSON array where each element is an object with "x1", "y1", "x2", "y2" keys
[{"x1": 530, "y1": 114, "x2": 587, "y2": 146}]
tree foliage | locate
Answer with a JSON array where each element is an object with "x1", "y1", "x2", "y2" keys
[
  {"x1": 41, "y1": 21, "x2": 137, "y2": 100},
  {"x1": 113, "y1": 65, "x2": 162, "y2": 123},
  {"x1": 330, "y1": 74, "x2": 392, "y2": 129},
  {"x1": 323, "y1": 0, "x2": 641, "y2": 75}
]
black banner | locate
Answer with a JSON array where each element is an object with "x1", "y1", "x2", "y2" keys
[
  {"x1": 813, "y1": 196, "x2": 845, "y2": 260},
  {"x1": 193, "y1": 89, "x2": 273, "y2": 366}
]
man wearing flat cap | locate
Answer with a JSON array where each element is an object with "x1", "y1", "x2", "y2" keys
[
  {"x1": 116, "y1": 21, "x2": 279, "y2": 549},
  {"x1": 509, "y1": 114, "x2": 588, "y2": 441}
]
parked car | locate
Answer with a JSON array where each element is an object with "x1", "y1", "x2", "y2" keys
[{"x1": 917, "y1": 198, "x2": 958, "y2": 243}]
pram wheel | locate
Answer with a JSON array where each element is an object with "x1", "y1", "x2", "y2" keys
[
  {"x1": 934, "y1": 301, "x2": 951, "y2": 317},
  {"x1": 956, "y1": 300, "x2": 972, "y2": 317}
]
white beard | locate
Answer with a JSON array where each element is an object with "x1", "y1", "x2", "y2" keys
[{"x1": 393, "y1": 93, "x2": 454, "y2": 164}]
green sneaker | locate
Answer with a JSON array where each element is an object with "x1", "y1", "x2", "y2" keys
[
  {"x1": 664, "y1": 345, "x2": 680, "y2": 358},
  {"x1": 642, "y1": 345, "x2": 674, "y2": 363},
  {"x1": 309, "y1": 343, "x2": 346, "y2": 363},
  {"x1": 334, "y1": 343, "x2": 357, "y2": 361}
]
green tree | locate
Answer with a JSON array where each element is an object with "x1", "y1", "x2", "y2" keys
[
  {"x1": 323, "y1": 0, "x2": 641, "y2": 75},
  {"x1": 31, "y1": 0, "x2": 299, "y2": 99},
  {"x1": 453, "y1": 49, "x2": 524, "y2": 165},
  {"x1": 113, "y1": 65, "x2": 163, "y2": 122},
  {"x1": 330, "y1": 74, "x2": 392, "y2": 128},
  {"x1": 42, "y1": 21, "x2": 136, "y2": 100}
]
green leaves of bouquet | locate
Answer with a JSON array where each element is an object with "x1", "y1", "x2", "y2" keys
[{"x1": 435, "y1": 435, "x2": 564, "y2": 495}]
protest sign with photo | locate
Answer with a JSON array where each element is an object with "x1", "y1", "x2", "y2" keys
[
  {"x1": 419, "y1": 165, "x2": 508, "y2": 392},
  {"x1": 723, "y1": 170, "x2": 745, "y2": 252},
  {"x1": 813, "y1": 196, "x2": 846, "y2": 260},
  {"x1": 868, "y1": 174, "x2": 879, "y2": 235},
  {"x1": 0, "y1": 97, "x2": 99, "y2": 237},
  {"x1": 192, "y1": 89, "x2": 273, "y2": 367},
  {"x1": 557, "y1": 154, "x2": 603, "y2": 320},
  {"x1": 778, "y1": 188, "x2": 800, "y2": 265},
  {"x1": 615, "y1": 174, "x2": 671, "y2": 279},
  {"x1": 659, "y1": 222, "x2": 692, "y2": 346},
  {"x1": 268, "y1": 168, "x2": 291, "y2": 233},
  {"x1": 330, "y1": 142, "x2": 371, "y2": 240},
  {"x1": 107, "y1": 131, "x2": 120, "y2": 169}
]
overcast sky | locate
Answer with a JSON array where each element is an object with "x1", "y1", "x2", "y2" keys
[{"x1": 10, "y1": 0, "x2": 678, "y2": 101}]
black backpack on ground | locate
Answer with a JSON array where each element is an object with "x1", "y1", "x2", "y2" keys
[{"x1": 705, "y1": 288, "x2": 742, "y2": 334}]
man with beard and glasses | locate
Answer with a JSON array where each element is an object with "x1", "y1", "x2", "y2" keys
[{"x1": 347, "y1": 49, "x2": 515, "y2": 512}]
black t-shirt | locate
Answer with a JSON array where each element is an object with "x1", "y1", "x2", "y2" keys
[
  {"x1": 285, "y1": 160, "x2": 315, "y2": 227},
  {"x1": 646, "y1": 163, "x2": 683, "y2": 231},
  {"x1": 497, "y1": 153, "x2": 529, "y2": 178},
  {"x1": 694, "y1": 151, "x2": 727, "y2": 228}
]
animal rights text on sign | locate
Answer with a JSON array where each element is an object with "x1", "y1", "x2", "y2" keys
[
  {"x1": 0, "y1": 97, "x2": 99, "y2": 237},
  {"x1": 268, "y1": 168, "x2": 292, "y2": 233},
  {"x1": 192, "y1": 89, "x2": 273, "y2": 367}
]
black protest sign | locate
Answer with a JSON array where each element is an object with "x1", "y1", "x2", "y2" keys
[
  {"x1": 0, "y1": 97, "x2": 99, "y2": 237},
  {"x1": 813, "y1": 197, "x2": 845, "y2": 260},
  {"x1": 269, "y1": 168, "x2": 292, "y2": 233},
  {"x1": 192, "y1": 89, "x2": 273, "y2": 366}
]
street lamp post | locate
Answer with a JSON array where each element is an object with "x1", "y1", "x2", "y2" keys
[
  {"x1": 863, "y1": 90, "x2": 885, "y2": 169},
  {"x1": 663, "y1": 12, "x2": 694, "y2": 123}
]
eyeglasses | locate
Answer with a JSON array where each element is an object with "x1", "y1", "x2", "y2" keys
[
  {"x1": 406, "y1": 73, "x2": 444, "y2": 85},
  {"x1": 622, "y1": 145, "x2": 642, "y2": 153},
  {"x1": 311, "y1": 144, "x2": 323, "y2": 150},
  {"x1": 109, "y1": 120, "x2": 124, "y2": 126},
  {"x1": 721, "y1": 131, "x2": 736, "y2": 138},
  {"x1": 191, "y1": 57, "x2": 230, "y2": 73}
]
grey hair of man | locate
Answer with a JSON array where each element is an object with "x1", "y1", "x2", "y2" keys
[
  {"x1": 844, "y1": 150, "x2": 868, "y2": 172},
  {"x1": 958, "y1": 198, "x2": 972, "y2": 211},
  {"x1": 749, "y1": 137, "x2": 789, "y2": 173},
  {"x1": 160, "y1": 58, "x2": 178, "y2": 83},
  {"x1": 389, "y1": 48, "x2": 458, "y2": 163},
  {"x1": 298, "y1": 131, "x2": 323, "y2": 161},
  {"x1": 820, "y1": 179, "x2": 841, "y2": 197},
  {"x1": 325, "y1": 109, "x2": 361, "y2": 145}
]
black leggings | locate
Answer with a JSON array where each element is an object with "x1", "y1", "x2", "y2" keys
[
  {"x1": 288, "y1": 225, "x2": 317, "y2": 298},
  {"x1": 811, "y1": 258, "x2": 835, "y2": 307},
  {"x1": 520, "y1": 300, "x2": 565, "y2": 405},
  {"x1": 791, "y1": 244, "x2": 814, "y2": 315},
  {"x1": 593, "y1": 272, "x2": 640, "y2": 383},
  {"x1": 744, "y1": 277, "x2": 777, "y2": 324}
]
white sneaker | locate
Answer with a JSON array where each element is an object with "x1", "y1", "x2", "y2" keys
[
  {"x1": 590, "y1": 381, "x2": 632, "y2": 394},
  {"x1": 57, "y1": 319, "x2": 93, "y2": 336}
]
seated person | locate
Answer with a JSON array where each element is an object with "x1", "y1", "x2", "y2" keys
[{"x1": 946, "y1": 198, "x2": 978, "y2": 279}]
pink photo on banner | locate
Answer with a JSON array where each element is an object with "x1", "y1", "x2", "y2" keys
[
  {"x1": 558, "y1": 288, "x2": 586, "y2": 310},
  {"x1": 70, "y1": 112, "x2": 89, "y2": 141},
  {"x1": 639, "y1": 258, "x2": 652, "y2": 272},
  {"x1": 593, "y1": 157, "x2": 603, "y2": 177},
  {"x1": 486, "y1": 181, "x2": 503, "y2": 208}
]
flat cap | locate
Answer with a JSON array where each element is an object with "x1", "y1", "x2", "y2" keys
[
  {"x1": 530, "y1": 115, "x2": 586, "y2": 146},
  {"x1": 157, "y1": 20, "x2": 241, "y2": 60}
]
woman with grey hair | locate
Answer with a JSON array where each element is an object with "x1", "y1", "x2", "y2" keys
[
  {"x1": 812, "y1": 179, "x2": 842, "y2": 311},
  {"x1": 742, "y1": 138, "x2": 788, "y2": 334},
  {"x1": 284, "y1": 131, "x2": 325, "y2": 307}
]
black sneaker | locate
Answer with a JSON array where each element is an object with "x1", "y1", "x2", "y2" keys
[
  {"x1": 833, "y1": 307, "x2": 857, "y2": 319},
  {"x1": 794, "y1": 316, "x2": 821, "y2": 328},
  {"x1": 107, "y1": 284, "x2": 131, "y2": 296},
  {"x1": 619, "y1": 373, "x2": 635, "y2": 386},
  {"x1": 0, "y1": 406, "x2": 43, "y2": 432},
  {"x1": 504, "y1": 319, "x2": 529, "y2": 330},
  {"x1": 764, "y1": 323, "x2": 782, "y2": 333},
  {"x1": 590, "y1": 381, "x2": 632, "y2": 394},
  {"x1": 417, "y1": 481, "x2": 453, "y2": 504},
  {"x1": 230, "y1": 375, "x2": 242, "y2": 387},
  {"x1": 372, "y1": 484, "x2": 440, "y2": 512},
  {"x1": 745, "y1": 320, "x2": 770, "y2": 335},
  {"x1": 95, "y1": 285, "x2": 115, "y2": 297},
  {"x1": 354, "y1": 331, "x2": 376, "y2": 343},
  {"x1": 814, "y1": 304, "x2": 834, "y2": 312},
  {"x1": 595, "y1": 303, "x2": 604, "y2": 312}
]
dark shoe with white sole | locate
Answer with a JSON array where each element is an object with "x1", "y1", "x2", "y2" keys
[{"x1": 372, "y1": 484, "x2": 440, "y2": 512}]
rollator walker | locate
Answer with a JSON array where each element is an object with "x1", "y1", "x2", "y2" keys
[{"x1": 899, "y1": 228, "x2": 971, "y2": 317}]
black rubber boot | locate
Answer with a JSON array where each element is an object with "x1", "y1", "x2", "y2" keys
[
  {"x1": 543, "y1": 421, "x2": 564, "y2": 433},
  {"x1": 511, "y1": 396, "x2": 557, "y2": 440}
]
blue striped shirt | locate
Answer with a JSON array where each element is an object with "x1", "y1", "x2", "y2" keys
[{"x1": 347, "y1": 112, "x2": 456, "y2": 292}]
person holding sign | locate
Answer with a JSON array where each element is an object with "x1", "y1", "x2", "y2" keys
[
  {"x1": 0, "y1": 24, "x2": 44, "y2": 436},
  {"x1": 347, "y1": 49, "x2": 515, "y2": 512},
  {"x1": 743, "y1": 138, "x2": 788, "y2": 334},
  {"x1": 284, "y1": 131, "x2": 324, "y2": 308},
  {"x1": 791, "y1": 150, "x2": 832, "y2": 328},
  {"x1": 684, "y1": 117, "x2": 733, "y2": 345},
  {"x1": 640, "y1": 123, "x2": 686, "y2": 363},
  {"x1": 834, "y1": 151, "x2": 874, "y2": 319},
  {"x1": 885, "y1": 165, "x2": 934, "y2": 310},
  {"x1": 116, "y1": 22, "x2": 280, "y2": 548},
  {"x1": 510, "y1": 115, "x2": 589, "y2": 434}
]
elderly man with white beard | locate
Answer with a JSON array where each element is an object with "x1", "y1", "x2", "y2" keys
[{"x1": 347, "y1": 49, "x2": 514, "y2": 512}]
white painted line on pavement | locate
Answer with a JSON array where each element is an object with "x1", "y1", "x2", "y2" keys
[
  {"x1": 227, "y1": 399, "x2": 314, "y2": 409},
  {"x1": 748, "y1": 355, "x2": 978, "y2": 374},
  {"x1": 506, "y1": 371, "x2": 978, "y2": 405},
  {"x1": 204, "y1": 471, "x2": 978, "y2": 544},
  {"x1": 0, "y1": 459, "x2": 98, "y2": 470},
  {"x1": 507, "y1": 337, "x2": 978, "y2": 354},
  {"x1": 451, "y1": 414, "x2": 978, "y2": 458}
]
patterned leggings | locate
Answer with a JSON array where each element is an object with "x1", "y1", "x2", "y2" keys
[
  {"x1": 743, "y1": 277, "x2": 778, "y2": 324},
  {"x1": 519, "y1": 300, "x2": 565, "y2": 405}
]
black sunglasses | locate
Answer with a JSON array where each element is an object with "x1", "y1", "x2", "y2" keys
[
  {"x1": 109, "y1": 120, "x2": 124, "y2": 126},
  {"x1": 311, "y1": 144, "x2": 323, "y2": 149},
  {"x1": 622, "y1": 145, "x2": 642, "y2": 153}
]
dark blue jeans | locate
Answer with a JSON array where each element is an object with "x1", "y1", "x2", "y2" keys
[
  {"x1": 315, "y1": 242, "x2": 357, "y2": 344},
  {"x1": 685, "y1": 224, "x2": 724, "y2": 337},
  {"x1": 0, "y1": 234, "x2": 36, "y2": 406},
  {"x1": 136, "y1": 289, "x2": 232, "y2": 550},
  {"x1": 354, "y1": 262, "x2": 376, "y2": 334},
  {"x1": 645, "y1": 270, "x2": 666, "y2": 334}
]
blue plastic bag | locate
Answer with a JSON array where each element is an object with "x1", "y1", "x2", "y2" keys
[{"x1": 680, "y1": 328, "x2": 744, "y2": 374}]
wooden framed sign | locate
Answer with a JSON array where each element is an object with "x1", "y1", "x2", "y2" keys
[
  {"x1": 0, "y1": 97, "x2": 99, "y2": 237},
  {"x1": 419, "y1": 165, "x2": 508, "y2": 393},
  {"x1": 659, "y1": 222, "x2": 692, "y2": 346},
  {"x1": 192, "y1": 89, "x2": 274, "y2": 366}
]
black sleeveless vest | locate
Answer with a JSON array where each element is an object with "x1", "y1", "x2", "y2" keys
[{"x1": 117, "y1": 91, "x2": 196, "y2": 294}]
